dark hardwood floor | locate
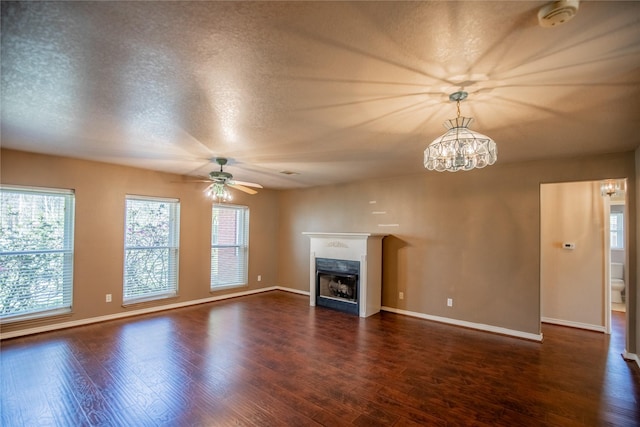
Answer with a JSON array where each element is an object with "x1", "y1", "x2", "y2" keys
[{"x1": 1, "y1": 291, "x2": 639, "y2": 426}]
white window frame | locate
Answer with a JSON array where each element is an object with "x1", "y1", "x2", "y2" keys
[
  {"x1": 610, "y1": 211, "x2": 624, "y2": 250},
  {"x1": 0, "y1": 185, "x2": 75, "y2": 322},
  {"x1": 123, "y1": 195, "x2": 180, "y2": 304},
  {"x1": 211, "y1": 204, "x2": 249, "y2": 290}
]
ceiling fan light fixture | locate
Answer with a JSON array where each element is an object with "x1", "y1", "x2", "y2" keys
[
  {"x1": 207, "y1": 182, "x2": 232, "y2": 202},
  {"x1": 201, "y1": 157, "x2": 262, "y2": 199},
  {"x1": 424, "y1": 91, "x2": 497, "y2": 172}
]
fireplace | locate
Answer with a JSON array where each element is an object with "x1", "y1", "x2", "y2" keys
[
  {"x1": 303, "y1": 232, "x2": 386, "y2": 317},
  {"x1": 316, "y1": 258, "x2": 359, "y2": 315}
]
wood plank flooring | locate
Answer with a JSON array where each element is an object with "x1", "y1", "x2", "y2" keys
[{"x1": 1, "y1": 291, "x2": 639, "y2": 426}]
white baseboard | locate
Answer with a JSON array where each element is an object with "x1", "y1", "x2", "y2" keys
[
  {"x1": 541, "y1": 317, "x2": 606, "y2": 333},
  {"x1": 5, "y1": 288, "x2": 590, "y2": 345},
  {"x1": 382, "y1": 306, "x2": 544, "y2": 342},
  {"x1": 277, "y1": 286, "x2": 310, "y2": 296},
  {"x1": 0, "y1": 286, "x2": 308, "y2": 340}
]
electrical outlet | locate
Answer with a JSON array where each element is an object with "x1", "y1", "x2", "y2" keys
[
  {"x1": 257, "y1": 275, "x2": 262, "y2": 282},
  {"x1": 447, "y1": 298, "x2": 453, "y2": 307},
  {"x1": 399, "y1": 292, "x2": 404, "y2": 300},
  {"x1": 106, "y1": 294, "x2": 112, "y2": 303}
]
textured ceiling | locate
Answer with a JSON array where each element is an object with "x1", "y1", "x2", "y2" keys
[{"x1": 2, "y1": 1, "x2": 640, "y2": 189}]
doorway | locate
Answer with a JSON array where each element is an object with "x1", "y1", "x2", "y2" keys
[
  {"x1": 540, "y1": 179, "x2": 628, "y2": 336},
  {"x1": 605, "y1": 190, "x2": 627, "y2": 316}
]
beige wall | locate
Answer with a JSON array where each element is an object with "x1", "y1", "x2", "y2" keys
[
  {"x1": 277, "y1": 152, "x2": 637, "y2": 344},
  {"x1": 2, "y1": 148, "x2": 638, "y2": 356},
  {"x1": 540, "y1": 181, "x2": 605, "y2": 329},
  {"x1": 0, "y1": 149, "x2": 280, "y2": 335},
  {"x1": 635, "y1": 146, "x2": 640, "y2": 357}
]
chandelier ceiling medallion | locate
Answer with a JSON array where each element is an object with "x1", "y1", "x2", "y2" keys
[{"x1": 424, "y1": 91, "x2": 497, "y2": 172}]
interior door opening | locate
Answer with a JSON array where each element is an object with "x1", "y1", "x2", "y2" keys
[{"x1": 540, "y1": 179, "x2": 628, "y2": 341}]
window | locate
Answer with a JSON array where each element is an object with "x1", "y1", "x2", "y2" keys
[
  {"x1": 0, "y1": 186, "x2": 75, "y2": 321},
  {"x1": 211, "y1": 205, "x2": 249, "y2": 290},
  {"x1": 610, "y1": 212, "x2": 624, "y2": 249},
  {"x1": 124, "y1": 196, "x2": 180, "y2": 304}
]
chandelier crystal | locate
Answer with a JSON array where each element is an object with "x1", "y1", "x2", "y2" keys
[{"x1": 424, "y1": 91, "x2": 497, "y2": 172}]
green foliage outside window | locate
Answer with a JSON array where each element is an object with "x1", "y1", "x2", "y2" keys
[
  {"x1": 0, "y1": 188, "x2": 74, "y2": 319},
  {"x1": 124, "y1": 197, "x2": 179, "y2": 303}
]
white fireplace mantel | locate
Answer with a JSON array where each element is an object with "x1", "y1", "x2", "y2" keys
[{"x1": 303, "y1": 232, "x2": 386, "y2": 317}]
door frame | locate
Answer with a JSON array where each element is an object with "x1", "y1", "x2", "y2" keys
[
  {"x1": 540, "y1": 179, "x2": 628, "y2": 337},
  {"x1": 603, "y1": 195, "x2": 612, "y2": 334}
]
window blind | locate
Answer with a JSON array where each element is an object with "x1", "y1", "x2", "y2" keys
[
  {"x1": 124, "y1": 196, "x2": 180, "y2": 304},
  {"x1": 610, "y1": 212, "x2": 624, "y2": 249},
  {"x1": 0, "y1": 186, "x2": 75, "y2": 321},
  {"x1": 211, "y1": 205, "x2": 249, "y2": 289}
]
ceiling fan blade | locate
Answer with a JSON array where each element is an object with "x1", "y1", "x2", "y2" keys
[
  {"x1": 230, "y1": 179, "x2": 263, "y2": 189},
  {"x1": 227, "y1": 183, "x2": 258, "y2": 195},
  {"x1": 183, "y1": 179, "x2": 213, "y2": 183}
]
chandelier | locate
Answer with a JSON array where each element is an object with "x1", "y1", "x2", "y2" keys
[
  {"x1": 207, "y1": 182, "x2": 232, "y2": 202},
  {"x1": 600, "y1": 179, "x2": 624, "y2": 197},
  {"x1": 424, "y1": 91, "x2": 497, "y2": 172}
]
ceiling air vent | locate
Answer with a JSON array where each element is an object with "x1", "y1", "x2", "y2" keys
[{"x1": 538, "y1": 0, "x2": 579, "y2": 28}]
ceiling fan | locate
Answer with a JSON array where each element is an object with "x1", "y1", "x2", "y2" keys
[{"x1": 203, "y1": 158, "x2": 263, "y2": 202}]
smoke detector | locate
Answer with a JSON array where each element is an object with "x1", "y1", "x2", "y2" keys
[{"x1": 538, "y1": 0, "x2": 579, "y2": 28}]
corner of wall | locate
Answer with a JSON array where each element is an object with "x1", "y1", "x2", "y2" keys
[{"x1": 634, "y1": 147, "x2": 640, "y2": 357}]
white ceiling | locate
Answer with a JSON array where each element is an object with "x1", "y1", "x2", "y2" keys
[{"x1": 2, "y1": 1, "x2": 639, "y2": 189}]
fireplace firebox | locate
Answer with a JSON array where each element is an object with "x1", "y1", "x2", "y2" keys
[{"x1": 316, "y1": 257, "x2": 359, "y2": 315}]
